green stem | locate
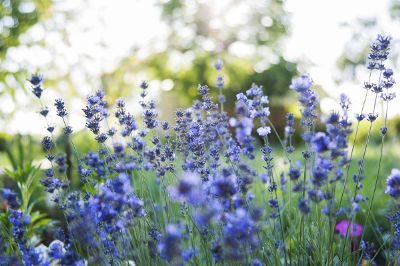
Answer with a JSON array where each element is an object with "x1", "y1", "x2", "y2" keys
[{"x1": 340, "y1": 92, "x2": 379, "y2": 264}]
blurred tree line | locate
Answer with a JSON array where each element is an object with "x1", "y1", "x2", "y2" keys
[
  {"x1": 1, "y1": 0, "x2": 400, "y2": 168},
  {"x1": 1, "y1": 0, "x2": 300, "y2": 132},
  {"x1": 102, "y1": 0, "x2": 298, "y2": 120},
  {"x1": 0, "y1": 0, "x2": 51, "y2": 59},
  {"x1": 335, "y1": 0, "x2": 400, "y2": 144},
  {"x1": 0, "y1": 0, "x2": 302, "y2": 175},
  {"x1": 0, "y1": 0, "x2": 301, "y2": 169},
  {"x1": 336, "y1": 0, "x2": 400, "y2": 81},
  {"x1": 0, "y1": 0, "x2": 52, "y2": 98}
]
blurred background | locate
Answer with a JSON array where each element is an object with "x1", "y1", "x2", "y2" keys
[
  {"x1": 1, "y1": 0, "x2": 400, "y2": 153},
  {"x1": 0, "y1": 0, "x2": 399, "y2": 134}
]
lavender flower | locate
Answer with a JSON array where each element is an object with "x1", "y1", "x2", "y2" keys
[
  {"x1": 386, "y1": 169, "x2": 400, "y2": 198},
  {"x1": 41, "y1": 136, "x2": 53, "y2": 152},
  {"x1": 387, "y1": 212, "x2": 400, "y2": 258},
  {"x1": 158, "y1": 224, "x2": 182, "y2": 261},
  {"x1": 54, "y1": 99, "x2": 68, "y2": 117},
  {"x1": 367, "y1": 34, "x2": 392, "y2": 70},
  {"x1": 29, "y1": 74, "x2": 44, "y2": 98},
  {"x1": 8, "y1": 210, "x2": 48, "y2": 265},
  {"x1": 311, "y1": 132, "x2": 331, "y2": 153},
  {"x1": 29, "y1": 74, "x2": 44, "y2": 86},
  {"x1": 290, "y1": 73, "x2": 318, "y2": 128},
  {"x1": 21, "y1": 34, "x2": 397, "y2": 265},
  {"x1": 289, "y1": 73, "x2": 313, "y2": 92},
  {"x1": 40, "y1": 107, "x2": 49, "y2": 117},
  {"x1": 2, "y1": 188, "x2": 20, "y2": 209},
  {"x1": 298, "y1": 198, "x2": 310, "y2": 214},
  {"x1": 168, "y1": 172, "x2": 203, "y2": 205}
]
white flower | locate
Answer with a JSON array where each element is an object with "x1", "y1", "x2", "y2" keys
[
  {"x1": 257, "y1": 126, "x2": 271, "y2": 137},
  {"x1": 262, "y1": 107, "x2": 270, "y2": 116},
  {"x1": 260, "y1": 96, "x2": 269, "y2": 104},
  {"x1": 229, "y1": 118, "x2": 237, "y2": 127},
  {"x1": 249, "y1": 109, "x2": 258, "y2": 118}
]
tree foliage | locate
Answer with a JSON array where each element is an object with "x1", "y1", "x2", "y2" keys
[{"x1": 101, "y1": 0, "x2": 298, "y2": 116}]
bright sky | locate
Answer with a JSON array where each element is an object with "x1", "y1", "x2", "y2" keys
[
  {"x1": 2, "y1": 0, "x2": 399, "y2": 134},
  {"x1": 285, "y1": 0, "x2": 398, "y2": 114}
]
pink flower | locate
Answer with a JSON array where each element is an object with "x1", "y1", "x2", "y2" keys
[{"x1": 335, "y1": 220, "x2": 363, "y2": 237}]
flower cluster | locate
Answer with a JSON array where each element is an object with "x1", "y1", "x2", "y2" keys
[
  {"x1": 29, "y1": 74, "x2": 44, "y2": 99},
  {"x1": 386, "y1": 169, "x2": 400, "y2": 198},
  {"x1": 1, "y1": 34, "x2": 398, "y2": 265}
]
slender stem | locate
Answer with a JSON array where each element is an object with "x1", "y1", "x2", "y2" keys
[
  {"x1": 301, "y1": 158, "x2": 307, "y2": 266},
  {"x1": 337, "y1": 86, "x2": 370, "y2": 210},
  {"x1": 358, "y1": 98, "x2": 389, "y2": 251},
  {"x1": 266, "y1": 118, "x2": 293, "y2": 164},
  {"x1": 340, "y1": 92, "x2": 379, "y2": 264},
  {"x1": 263, "y1": 135, "x2": 288, "y2": 265},
  {"x1": 336, "y1": 70, "x2": 372, "y2": 225}
]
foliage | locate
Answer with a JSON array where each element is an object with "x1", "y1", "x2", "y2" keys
[
  {"x1": 0, "y1": 134, "x2": 54, "y2": 262},
  {"x1": 0, "y1": 0, "x2": 52, "y2": 100},
  {"x1": 0, "y1": 0, "x2": 51, "y2": 59},
  {"x1": 102, "y1": 0, "x2": 297, "y2": 117}
]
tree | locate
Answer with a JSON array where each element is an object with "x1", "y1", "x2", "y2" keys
[
  {"x1": 0, "y1": 0, "x2": 52, "y2": 97},
  {"x1": 102, "y1": 0, "x2": 298, "y2": 118}
]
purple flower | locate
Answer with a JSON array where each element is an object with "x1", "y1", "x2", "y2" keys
[
  {"x1": 40, "y1": 107, "x2": 49, "y2": 117},
  {"x1": 158, "y1": 224, "x2": 182, "y2": 261},
  {"x1": 32, "y1": 85, "x2": 43, "y2": 98},
  {"x1": 211, "y1": 174, "x2": 237, "y2": 199},
  {"x1": 289, "y1": 74, "x2": 313, "y2": 92},
  {"x1": 288, "y1": 162, "x2": 301, "y2": 180},
  {"x1": 335, "y1": 220, "x2": 363, "y2": 237},
  {"x1": 355, "y1": 113, "x2": 365, "y2": 121},
  {"x1": 311, "y1": 132, "x2": 330, "y2": 152},
  {"x1": 54, "y1": 98, "x2": 68, "y2": 117},
  {"x1": 214, "y1": 58, "x2": 224, "y2": 71},
  {"x1": 168, "y1": 172, "x2": 203, "y2": 205},
  {"x1": 29, "y1": 74, "x2": 44, "y2": 86},
  {"x1": 383, "y1": 68, "x2": 394, "y2": 78},
  {"x1": 386, "y1": 168, "x2": 400, "y2": 198},
  {"x1": 41, "y1": 177, "x2": 66, "y2": 193},
  {"x1": 2, "y1": 188, "x2": 20, "y2": 209},
  {"x1": 298, "y1": 198, "x2": 310, "y2": 214},
  {"x1": 290, "y1": 74, "x2": 319, "y2": 127},
  {"x1": 64, "y1": 126, "x2": 73, "y2": 136},
  {"x1": 368, "y1": 34, "x2": 392, "y2": 69},
  {"x1": 48, "y1": 240, "x2": 65, "y2": 259},
  {"x1": 41, "y1": 136, "x2": 53, "y2": 152}
]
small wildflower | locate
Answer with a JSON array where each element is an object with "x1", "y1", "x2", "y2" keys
[
  {"x1": 298, "y1": 198, "x2": 310, "y2": 214},
  {"x1": 386, "y1": 169, "x2": 400, "y2": 198},
  {"x1": 257, "y1": 126, "x2": 271, "y2": 137},
  {"x1": 335, "y1": 220, "x2": 363, "y2": 237},
  {"x1": 40, "y1": 107, "x2": 50, "y2": 117},
  {"x1": 213, "y1": 58, "x2": 224, "y2": 71},
  {"x1": 41, "y1": 136, "x2": 53, "y2": 152},
  {"x1": 355, "y1": 113, "x2": 365, "y2": 121},
  {"x1": 64, "y1": 126, "x2": 73, "y2": 136},
  {"x1": 311, "y1": 132, "x2": 330, "y2": 152},
  {"x1": 29, "y1": 74, "x2": 44, "y2": 86},
  {"x1": 289, "y1": 74, "x2": 313, "y2": 92},
  {"x1": 367, "y1": 113, "x2": 378, "y2": 122},
  {"x1": 55, "y1": 99, "x2": 68, "y2": 117}
]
